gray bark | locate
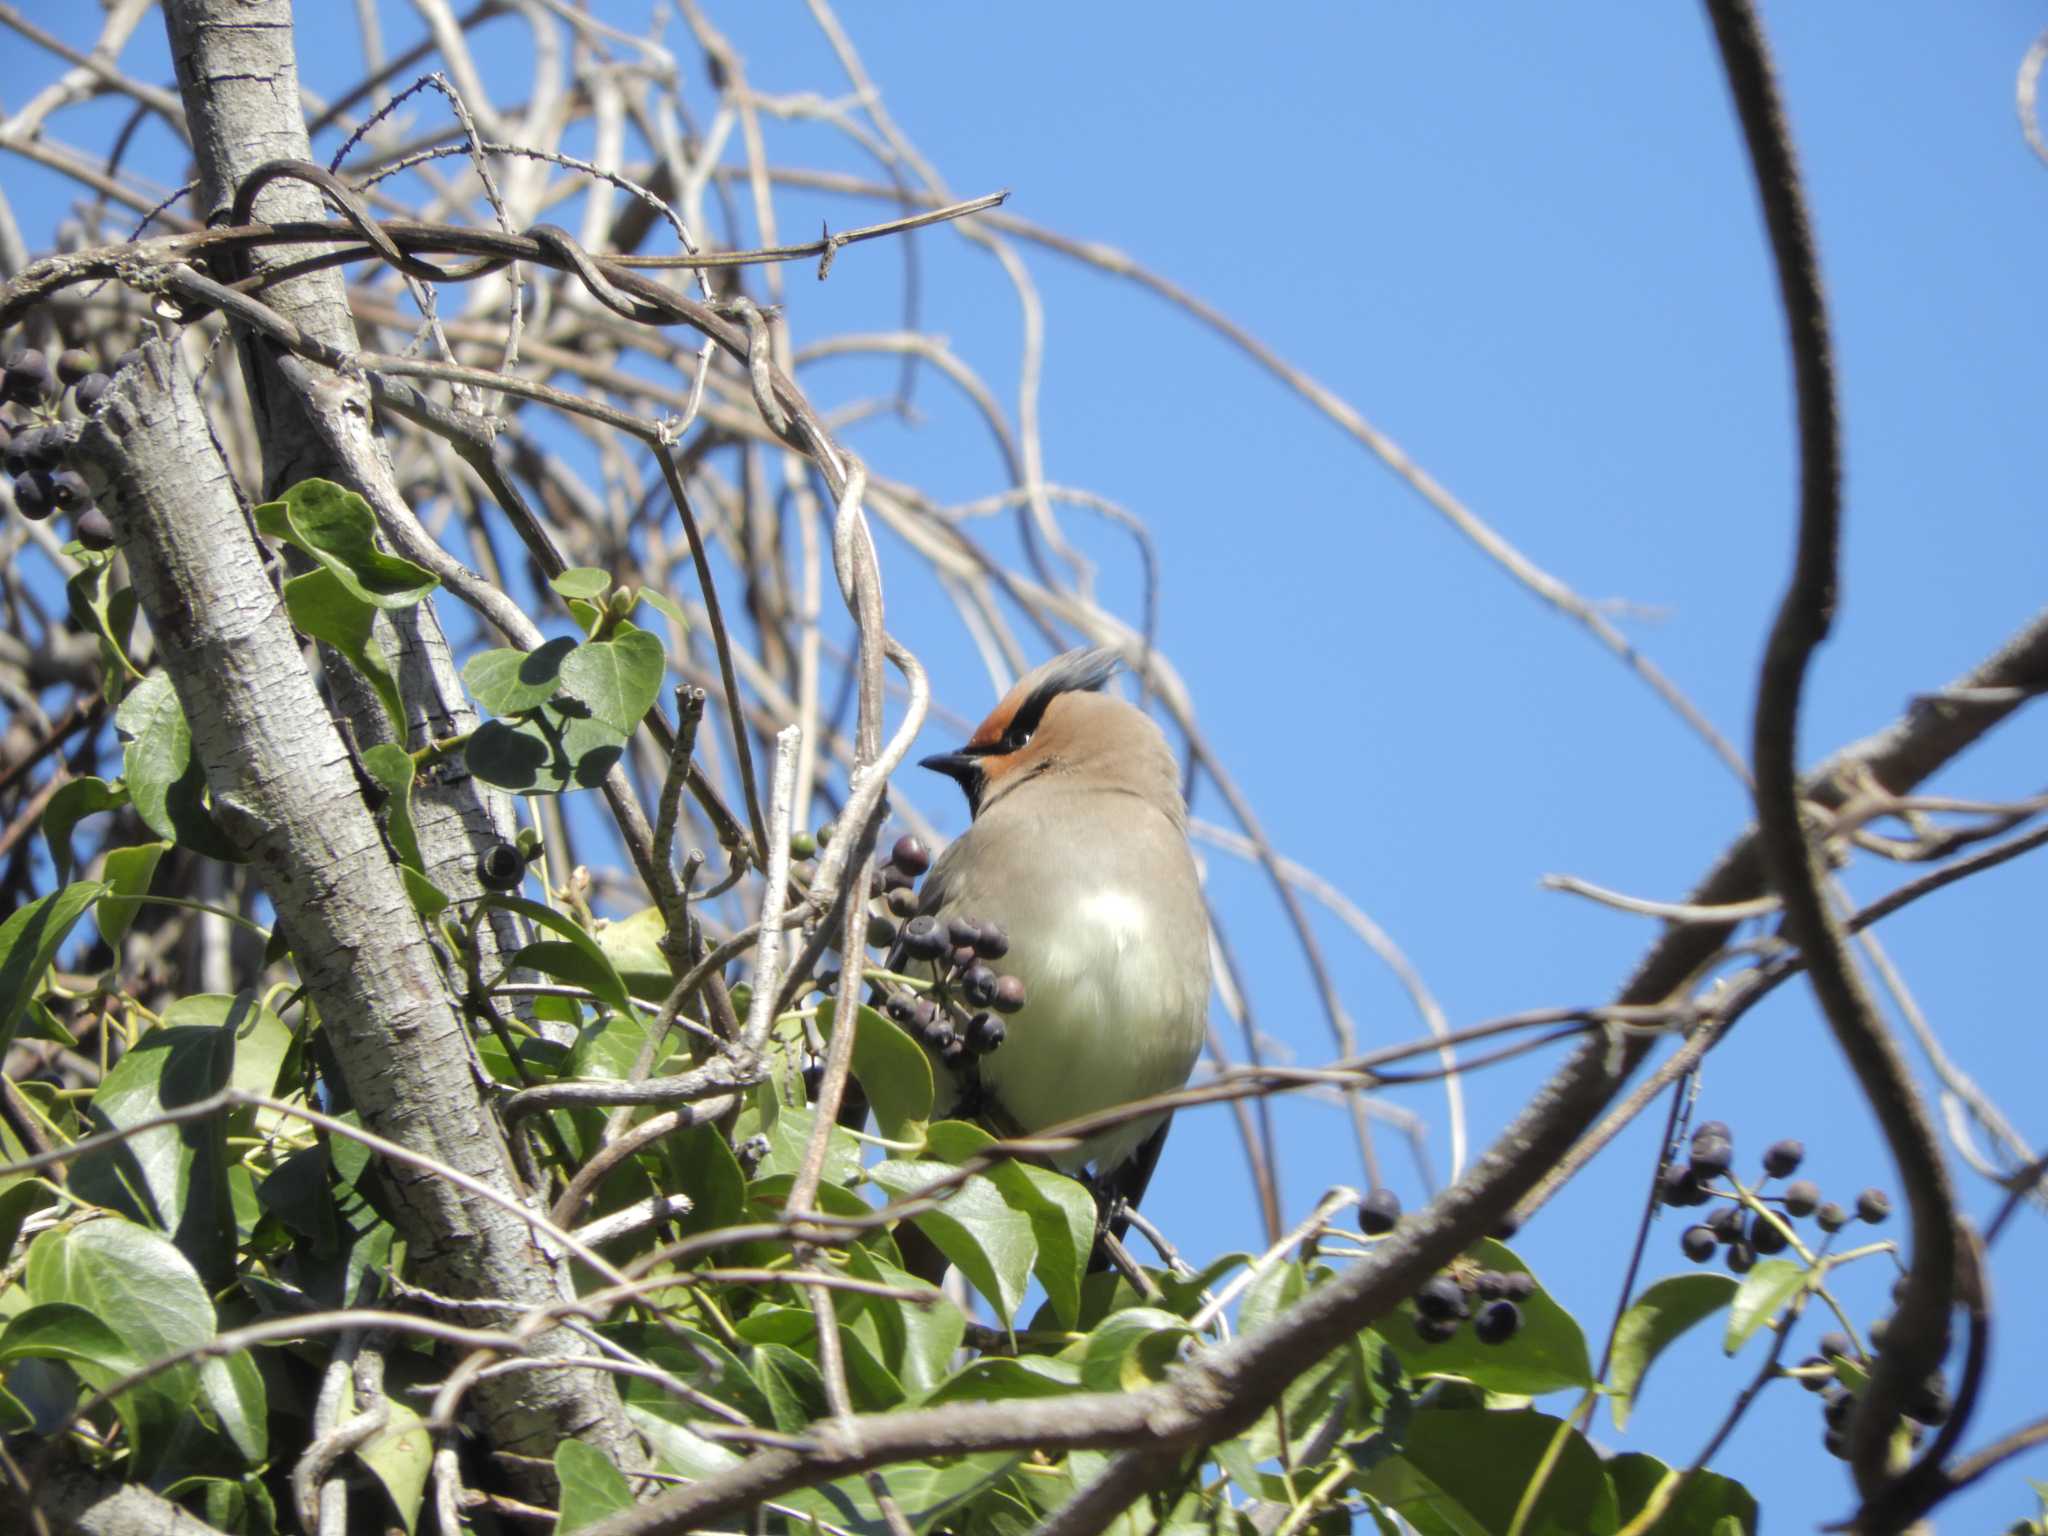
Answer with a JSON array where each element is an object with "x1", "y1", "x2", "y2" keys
[
  {"x1": 75, "y1": 342, "x2": 643, "y2": 1479},
  {"x1": 160, "y1": 0, "x2": 535, "y2": 985},
  {"x1": 7, "y1": 1458, "x2": 230, "y2": 1536}
]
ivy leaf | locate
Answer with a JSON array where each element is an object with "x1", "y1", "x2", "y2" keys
[
  {"x1": 466, "y1": 707, "x2": 626, "y2": 793},
  {"x1": 0, "y1": 880, "x2": 106, "y2": 1055},
  {"x1": 356, "y1": 1397, "x2": 432, "y2": 1535},
  {"x1": 1723, "y1": 1259, "x2": 1807, "y2": 1355},
  {"x1": 840, "y1": 1245, "x2": 966, "y2": 1398},
  {"x1": 871, "y1": 1148, "x2": 1035, "y2": 1327},
  {"x1": 42, "y1": 776, "x2": 126, "y2": 882},
  {"x1": 70, "y1": 1016, "x2": 239, "y2": 1284},
  {"x1": 635, "y1": 586, "x2": 689, "y2": 632},
  {"x1": 554, "y1": 1438, "x2": 634, "y2": 1533},
  {"x1": 1608, "y1": 1273, "x2": 1738, "y2": 1430},
  {"x1": 819, "y1": 998, "x2": 933, "y2": 1146},
  {"x1": 1607, "y1": 1451, "x2": 1757, "y2": 1535},
  {"x1": 283, "y1": 567, "x2": 405, "y2": 737},
  {"x1": 1355, "y1": 1408, "x2": 1618, "y2": 1536},
  {"x1": 462, "y1": 636, "x2": 578, "y2": 716},
  {"x1": 253, "y1": 479, "x2": 437, "y2": 609},
  {"x1": 96, "y1": 841, "x2": 167, "y2": 947},
  {"x1": 776, "y1": 1453, "x2": 1024, "y2": 1536},
  {"x1": 65, "y1": 554, "x2": 143, "y2": 697},
  {"x1": 23, "y1": 1218, "x2": 220, "y2": 1472},
  {"x1": 359, "y1": 745, "x2": 425, "y2": 873},
  {"x1": 549, "y1": 566, "x2": 613, "y2": 602},
  {"x1": 491, "y1": 894, "x2": 635, "y2": 1018},
  {"x1": 113, "y1": 674, "x2": 239, "y2": 861},
  {"x1": 591, "y1": 906, "x2": 674, "y2": 1001},
  {"x1": 1079, "y1": 1307, "x2": 1192, "y2": 1393},
  {"x1": 557, "y1": 622, "x2": 665, "y2": 734}
]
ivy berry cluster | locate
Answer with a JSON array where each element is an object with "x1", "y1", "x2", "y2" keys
[
  {"x1": 1798, "y1": 1324, "x2": 1951, "y2": 1462},
  {"x1": 1412, "y1": 1268, "x2": 1534, "y2": 1348},
  {"x1": 1664, "y1": 1120, "x2": 1891, "y2": 1274},
  {"x1": 804, "y1": 829, "x2": 1028, "y2": 1066},
  {"x1": 3, "y1": 345, "x2": 122, "y2": 550}
]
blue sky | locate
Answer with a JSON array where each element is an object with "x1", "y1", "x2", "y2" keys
[{"x1": 8, "y1": 2, "x2": 2048, "y2": 1528}]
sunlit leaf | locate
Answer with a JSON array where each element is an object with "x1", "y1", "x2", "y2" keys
[
  {"x1": 557, "y1": 622, "x2": 665, "y2": 734},
  {"x1": 41, "y1": 776, "x2": 125, "y2": 883},
  {"x1": 549, "y1": 566, "x2": 613, "y2": 601},
  {"x1": 357, "y1": 1397, "x2": 432, "y2": 1535},
  {"x1": 871, "y1": 1150, "x2": 1035, "y2": 1327},
  {"x1": 0, "y1": 880, "x2": 106, "y2": 1055},
  {"x1": 1723, "y1": 1260, "x2": 1806, "y2": 1355},
  {"x1": 283, "y1": 566, "x2": 404, "y2": 735},
  {"x1": 1608, "y1": 1273, "x2": 1738, "y2": 1430},
  {"x1": 113, "y1": 674, "x2": 238, "y2": 860},
  {"x1": 820, "y1": 998, "x2": 932, "y2": 1146},
  {"x1": 554, "y1": 1437, "x2": 634, "y2": 1533},
  {"x1": 463, "y1": 636, "x2": 578, "y2": 715},
  {"x1": 254, "y1": 479, "x2": 437, "y2": 609},
  {"x1": 96, "y1": 841, "x2": 167, "y2": 947},
  {"x1": 1608, "y1": 1451, "x2": 1757, "y2": 1535}
]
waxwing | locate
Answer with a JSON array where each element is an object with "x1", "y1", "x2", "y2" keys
[{"x1": 914, "y1": 647, "x2": 1210, "y2": 1226}]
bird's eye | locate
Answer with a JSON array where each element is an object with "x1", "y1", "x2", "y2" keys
[{"x1": 1001, "y1": 725, "x2": 1033, "y2": 753}]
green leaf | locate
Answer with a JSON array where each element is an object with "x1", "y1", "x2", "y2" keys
[
  {"x1": 70, "y1": 1017, "x2": 238, "y2": 1282},
  {"x1": 1381, "y1": 1242, "x2": 1594, "y2": 1396},
  {"x1": 918, "y1": 1354, "x2": 1082, "y2": 1407},
  {"x1": 199, "y1": 1348, "x2": 268, "y2": 1464},
  {"x1": 550, "y1": 566, "x2": 613, "y2": 601},
  {"x1": 1722, "y1": 1259, "x2": 1807, "y2": 1355},
  {"x1": 66, "y1": 554, "x2": 143, "y2": 696},
  {"x1": 743, "y1": 1100, "x2": 863, "y2": 1186},
  {"x1": 841, "y1": 1245, "x2": 966, "y2": 1397},
  {"x1": 661, "y1": 1122, "x2": 747, "y2": 1239},
  {"x1": 554, "y1": 1437, "x2": 634, "y2": 1534},
  {"x1": 820, "y1": 998, "x2": 932, "y2": 1146},
  {"x1": 282, "y1": 566, "x2": 404, "y2": 735},
  {"x1": 357, "y1": 1397, "x2": 432, "y2": 1535},
  {"x1": 24, "y1": 1218, "x2": 219, "y2": 1471},
  {"x1": 463, "y1": 636, "x2": 578, "y2": 715},
  {"x1": 113, "y1": 674, "x2": 238, "y2": 860},
  {"x1": 995, "y1": 1162, "x2": 1093, "y2": 1331},
  {"x1": 254, "y1": 479, "x2": 437, "y2": 609},
  {"x1": 752, "y1": 1340, "x2": 828, "y2": 1433},
  {"x1": 611, "y1": 1323, "x2": 777, "y2": 1429},
  {"x1": 467, "y1": 707, "x2": 626, "y2": 793},
  {"x1": 636, "y1": 587, "x2": 689, "y2": 632},
  {"x1": 97, "y1": 841, "x2": 168, "y2": 947},
  {"x1": 42, "y1": 777, "x2": 126, "y2": 883},
  {"x1": 0, "y1": 1302, "x2": 145, "y2": 1374},
  {"x1": 485, "y1": 896, "x2": 636, "y2": 1016},
  {"x1": 518, "y1": 942, "x2": 636, "y2": 1020},
  {"x1": 592, "y1": 906, "x2": 675, "y2": 1001},
  {"x1": 1607, "y1": 1452, "x2": 1757, "y2": 1535},
  {"x1": 1608, "y1": 1273, "x2": 1739, "y2": 1430},
  {"x1": 1079, "y1": 1306, "x2": 1192, "y2": 1392},
  {"x1": 778, "y1": 1454, "x2": 1025, "y2": 1536},
  {"x1": 0, "y1": 880, "x2": 106, "y2": 1055},
  {"x1": 359, "y1": 745, "x2": 425, "y2": 873},
  {"x1": 557, "y1": 623, "x2": 665, "y2": 734},
  {"x1": 1356, "y1": 1408, "x2": 1618, "y2": 1536},
  {"x1": 870, "y1": 1149, "x2": 1035, "y2": 1326}
]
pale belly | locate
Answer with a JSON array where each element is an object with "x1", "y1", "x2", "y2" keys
[{"x1": 973, "y1": 885, "x2": 1207, "y2": 1173}]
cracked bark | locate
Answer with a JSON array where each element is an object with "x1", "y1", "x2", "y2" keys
[
  {"x1": 160, "y1": 0, "x2": 536, "y2": 996},
  {"x1": 75, "y1": 343, "x2": 643, "y2": 1485}
]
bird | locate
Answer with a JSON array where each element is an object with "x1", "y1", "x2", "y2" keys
[{"x1": 910, "y1": 646, "x2": 1210, "y2": 1242}]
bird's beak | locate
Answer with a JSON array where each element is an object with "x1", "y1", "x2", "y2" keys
[{"x1": 919, "y1": 750, "x2": 979, "y2": 789}]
